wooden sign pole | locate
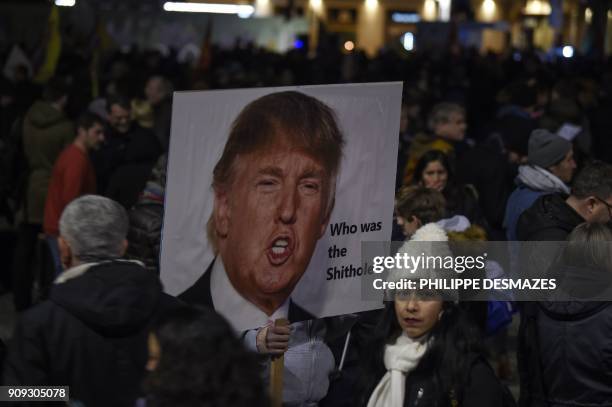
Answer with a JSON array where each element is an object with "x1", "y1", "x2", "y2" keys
[{"x1": 269, "y1": 318, "x2": 289, "y2": 407}]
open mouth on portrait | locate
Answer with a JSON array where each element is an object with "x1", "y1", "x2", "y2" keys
[{"x1": 267, "y1": 236, "x2": 294, "y2": 266}]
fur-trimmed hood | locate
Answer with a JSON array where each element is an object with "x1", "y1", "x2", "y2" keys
[{"x1": 411, "y1": 222, "x2": 449, "y2": 242}]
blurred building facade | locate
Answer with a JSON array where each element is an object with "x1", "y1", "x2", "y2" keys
[{"x1": 0, "y1": 0, "x2": 611, "y2": 58}]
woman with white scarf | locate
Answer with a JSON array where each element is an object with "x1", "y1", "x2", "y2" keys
[{"x1": 363, "y1": 187, "x2": 512, "y2": 407}]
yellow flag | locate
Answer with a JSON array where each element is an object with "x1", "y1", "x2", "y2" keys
[{"x1": 34, "y1": 6, "x2": 62, "y2": 83}]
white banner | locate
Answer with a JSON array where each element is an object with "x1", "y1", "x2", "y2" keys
[{"x1": 161, "y1": 83, "x2": 401, "y2": 331}]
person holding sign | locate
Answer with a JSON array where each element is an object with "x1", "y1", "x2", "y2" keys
[{"x1": 178, "y1": 90, "x2": 344, "y2": 405}]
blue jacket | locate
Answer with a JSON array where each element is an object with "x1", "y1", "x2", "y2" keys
[{"x1": 504, "y1": 185, "x2": 546, "y2": 241}]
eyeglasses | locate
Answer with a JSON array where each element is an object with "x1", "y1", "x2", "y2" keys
[{"x1": 595, "y1": 196, "x2": 612, "y2": 220}]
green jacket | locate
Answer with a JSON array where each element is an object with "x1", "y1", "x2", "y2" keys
[{"x1": 22, "y1": 101, "x2": 74, "y2": 224}]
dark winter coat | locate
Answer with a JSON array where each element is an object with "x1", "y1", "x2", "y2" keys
[
  {"x1": 455, "y1": 142, "x2": 517, "y2": 238},
  {"x1": 91, "y1": 124, "x2": 161, "y2": 201},
  {"x1": 104, "y1": 126, "x2": 162, "y2": 209},
  {"x1": 152, "y1": 97, "x2": 172, "y2": 152},
  {"x1": 366, "y1": 353, "x2": 511, "y2": 407},
  {"x1": 537, "y1": 300, "x2": 612, "y2": 406},
  {"x1": 3, "y1": 260, "x2": 182, "y2": 407},
  {"x1": 516, "y1": 193, "x2": 584, "y2": 241},
  {"x1": 518, "y1": 264, "x2": 612, "y2": 407},
  {"x1": 106, "y1": 163, "x2": 158, "y2": 210}
]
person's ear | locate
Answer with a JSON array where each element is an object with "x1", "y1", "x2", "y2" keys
[
  {"x1": 411, "y1": 216, "x2": 422, "y2": 227},
  {"x1": 586, "y1": 196, "x2": 597, "y2": 215},
  {"x1": 58, "y1": 237, "x2": 72, "y2": 269},
  {"x1": 213, "y1": 187, "x2": 230, "y2": 238}
]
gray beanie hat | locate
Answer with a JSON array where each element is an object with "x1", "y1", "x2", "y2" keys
[{"x1": 528, "y1": 129, "x2": 571, "y2": 168}]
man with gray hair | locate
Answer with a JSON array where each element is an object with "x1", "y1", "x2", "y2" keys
[{"x1": 4, "y1": 195, "x2": 181, "y2": 407}]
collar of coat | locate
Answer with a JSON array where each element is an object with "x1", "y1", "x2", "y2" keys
[{"x1": 54, "y1": 259, "x2": 145, "y2": 284}]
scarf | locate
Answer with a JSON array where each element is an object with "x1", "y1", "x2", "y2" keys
[
  {"x1": 436, "y1": 215, "x2": 471, "y2": 233},
  {"x1": 517, "y1": 165, "x2": 570, "y2": 195},
  {"x1": 367, "y1": 332, "x2": 429, "y2": 407}
]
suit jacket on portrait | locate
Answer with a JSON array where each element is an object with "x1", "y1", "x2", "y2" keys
[{"x1": 178, "y1": 260, "x2": 315, "y2": 324}]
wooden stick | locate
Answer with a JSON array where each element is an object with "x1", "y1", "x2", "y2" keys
[{"x1": 269, "y1": 318, "x2": 289, "y2": 407}]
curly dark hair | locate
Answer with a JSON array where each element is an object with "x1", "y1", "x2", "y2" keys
[{"x1": 143, "y1": 306, "x2": 268, "y2": 407}]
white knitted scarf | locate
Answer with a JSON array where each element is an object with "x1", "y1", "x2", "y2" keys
[{"x1": 367, "y1": 332, "x2": 429, "y2": 407}]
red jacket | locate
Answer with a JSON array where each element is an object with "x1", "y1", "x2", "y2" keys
[{"x1": 43, "y1": 144, "x2": 96, "y2": 236}]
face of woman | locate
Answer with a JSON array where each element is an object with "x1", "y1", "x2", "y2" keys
[
  {"x1": 420, "y1": 161, "x2": 448, "y2": 192},
  {"x1": 394, "y1": 293, "x2": 443, "y2": 338}
]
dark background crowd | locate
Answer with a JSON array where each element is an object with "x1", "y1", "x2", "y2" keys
[{"x1": 1, "y1": 1, "x2": 612, "y2": 406}]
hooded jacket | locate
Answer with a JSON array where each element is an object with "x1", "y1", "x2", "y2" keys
[
  {"x1": 22, "y1": 101, "x2": 74, "y2": 224},
  {"x1": 516, "y1": 193, "x2": 584, "y2": 241},
  {"x1": 3, "y1": 260, "x2": 182, "y2": 407},
  {"x1": 504, "y1": 166, "x2": 570, "y2": 241}
]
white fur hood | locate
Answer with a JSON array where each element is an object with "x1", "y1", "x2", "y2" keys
[{"x1": 410, "y1": 222, "x2": 448, "y2": 242}]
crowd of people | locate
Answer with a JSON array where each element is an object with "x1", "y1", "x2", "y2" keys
[{"x1": 1, "y1": 32, "x2": 612, "y2": 407}]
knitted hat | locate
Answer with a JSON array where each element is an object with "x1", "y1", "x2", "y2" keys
[{"x1": 528, "y1": 129, "x2": 571, "y2": 168}]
